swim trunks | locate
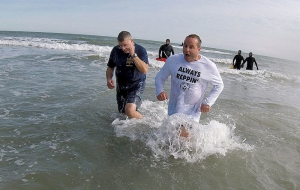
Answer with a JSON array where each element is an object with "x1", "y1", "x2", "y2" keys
[{"x1": 116, "y1": 80, "x2": 145, "y2": 113}]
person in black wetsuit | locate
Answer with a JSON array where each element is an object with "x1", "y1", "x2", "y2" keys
[
  {"x1": 232, "y1": 50, "x2": 244, "y2": 70},
  {"x1": 242, "y1": 52, "x2": 259, "y2": 70},
  {"x1": 159, "y1": 39, "x2": 174, "y2": 58}
]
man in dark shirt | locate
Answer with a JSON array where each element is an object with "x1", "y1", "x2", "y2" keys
[
  {"x1": 232, "y1": 50, "x2": 244, "y2": 70},
  {"x1": 159, "y1": 39, "x2": 174, "y2": 58},
  {"x1": 242, "y1": 52, "x2": 259, "y2": 70},
  {"x1": 106, "y1": 31, "x2": 149, "y2": 119}
]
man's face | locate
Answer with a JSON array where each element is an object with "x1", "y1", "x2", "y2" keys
[
  {"x1": 118, "y1": 39, "x2": 134, "y2": 54},
  {"x1": 182, "y1": 37, "x2": 201, "y2": 62}
]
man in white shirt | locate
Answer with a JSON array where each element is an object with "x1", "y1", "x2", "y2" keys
[{"x1": 155, "y1": 34, "x2": 224, "y2": 137}]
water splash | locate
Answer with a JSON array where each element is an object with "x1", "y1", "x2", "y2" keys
[{"x1": 112, "y1": 100, "x2": 253, "y2": 163}]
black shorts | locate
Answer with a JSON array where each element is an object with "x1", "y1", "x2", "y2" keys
[{"x1": 116, "y1": 81, "x2": 145, "y2": 113}]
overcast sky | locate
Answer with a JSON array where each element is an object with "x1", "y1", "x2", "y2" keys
[{"x1": 1, "y1": 0, "x2": 300, "y2": 61}]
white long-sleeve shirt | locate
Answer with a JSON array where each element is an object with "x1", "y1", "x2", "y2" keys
[{"x1": 155, "y1": 53, "x2": 224, "y2": 122}]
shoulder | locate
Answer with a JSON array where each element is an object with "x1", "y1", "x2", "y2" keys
[
  {"x1": 200, "y1": 55, "x2": 214, "y2": 64},
  {"x1": 134, "y1": 43, "x2": 145, "y2": 50},
  {"x1": 163, "y1": 54, "x2": 184, "y2": 66},
  {"x1": 135, "y1": 43, "x2": 147, "y2": 54},
  {"x1": 168, "y1": 53, "x2": 184, "y2": 61},
  {"x1": 110, "y1": 46, "x2": 121, "y2": 56},
  {"x1": 199, "y1": 55, "x2": 219, "y2": 69},
  {"x1": 134, "y1": 43, "x2": 149, "y2": 63},
  {"x1": 111, "y1": 46, "x2": 118, "y2": 52}
]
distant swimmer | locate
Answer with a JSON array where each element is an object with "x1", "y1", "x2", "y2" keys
[
  {"x1": 232, "y1": 50, "x2": 245, "y2": 70},
  {"x1": 159, "y1": 39, "x2": 174, "y2": 59},
  {"x1": 242, "y1": 52, "x2": 259, "y2": 70}
]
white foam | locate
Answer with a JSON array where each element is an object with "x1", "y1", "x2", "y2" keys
[
  {"x1": 210, "y1": 58, "x2": 232, "y2": 64},
  {"x1": 0, "y1": 150, "x2": 5, "y2": 161},
  {"x1": 0, "y1": 108, "x2": 10, "y2": 118},
  {"x1": 10, "y1": 90, "x2": 21, "y2": 96},
  {"x1": 148, "y1": 58, "x2": 166, "y2": 69},
  {"x1": 112, "y1": 100, "x2": 253, "y2": 162},
  {"x1": 49, "y1": 144, "x2": 57, "y2": 150},
  {"x1": 201, "y1": 49, "x2": 232, "y2": 55},
  {"x1": 173, "y1": 45, "x2": 183, "y2": 49},
  {"x1": 0, "y1": 37, "x2": 112, "y2": 54},
  {"x1": 219, "y1": 68, "x2": 299, "y2": 84},
  {"x1": 14, "y1": 159, "x2": 25, "y2": 166},
  {"x1": 30, "y1": 144, "x2": 38, "y2": 149},
  {"x1": 172, "y1": 46, "x2": 232, "y2": 56}
]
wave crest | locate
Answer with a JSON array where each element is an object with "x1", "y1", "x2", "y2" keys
[
  {"x1": 0, "y1": 37, "x2": 112, "y2": 54},
  {"x1": 219, "y1": 68, "x2": 300, "y2": 84}
]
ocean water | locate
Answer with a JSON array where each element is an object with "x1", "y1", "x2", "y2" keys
[{"x1": 0, "y1": 31, "x2": 299, "y2": 190}]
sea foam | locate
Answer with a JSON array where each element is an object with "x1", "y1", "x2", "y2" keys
[
  {"x1": 0, "y1": 37, "x2": 112, "y2": 54},
  {"x1": 112, "y1": 100, "x2": 253, "y2": 163}
]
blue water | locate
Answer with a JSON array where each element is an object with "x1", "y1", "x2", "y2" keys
[{"x1": 0, "y1": 31, "x2": 299, "y2": 190}]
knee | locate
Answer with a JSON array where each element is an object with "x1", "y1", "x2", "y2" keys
[{"x1": 125, "y1": 103, "x2": 137, "y2": 117}]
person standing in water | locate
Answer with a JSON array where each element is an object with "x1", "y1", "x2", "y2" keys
[
  {"x1": 242, "y1": 52, "x2": 259, "y2": 70},
  {"x1": 155, "y1": 34, "x2": 224, "y2": 137},
  {"x1": 106, "y1": 31, "x2": 149, "y2": 119},
  {"x1": 159, "y1": 39, "x2": 174, "y2": 59},
  {"x1": 232, "y1": 50, "x2": 245, "y2": 70}
]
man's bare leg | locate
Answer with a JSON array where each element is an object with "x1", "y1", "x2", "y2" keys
[
  {"x1": 180, "y1": 126, "x2": 189, "y2": 137},
  {"x1": 125, "y1": 103, "x2": 142, "y2": 119}
]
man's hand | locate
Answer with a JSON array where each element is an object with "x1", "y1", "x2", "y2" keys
[
  {"x1": 157, "y1": 91, "x2": 168, "y2": 101},
  {"x1": 107, "y1": 79, "x2": 115, "y2": 89},
  {"x1": 200, "y1": 104, "x2": 210, "y2": 113}
]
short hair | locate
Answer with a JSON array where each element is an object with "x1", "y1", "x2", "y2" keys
[
  {"x1": 166, "y1": 39, "x2": 170, "y2": 42},
  {"x1": 117, "y1": 31, "x2": 132, "y2": 42},
  {"x1": 186, "y1": 34, "x2": 202, "y2": 47}
]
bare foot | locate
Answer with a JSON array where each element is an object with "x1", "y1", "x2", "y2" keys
[{"x1": 180, "y1": 126, "x2": 189, "y2": 138}]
